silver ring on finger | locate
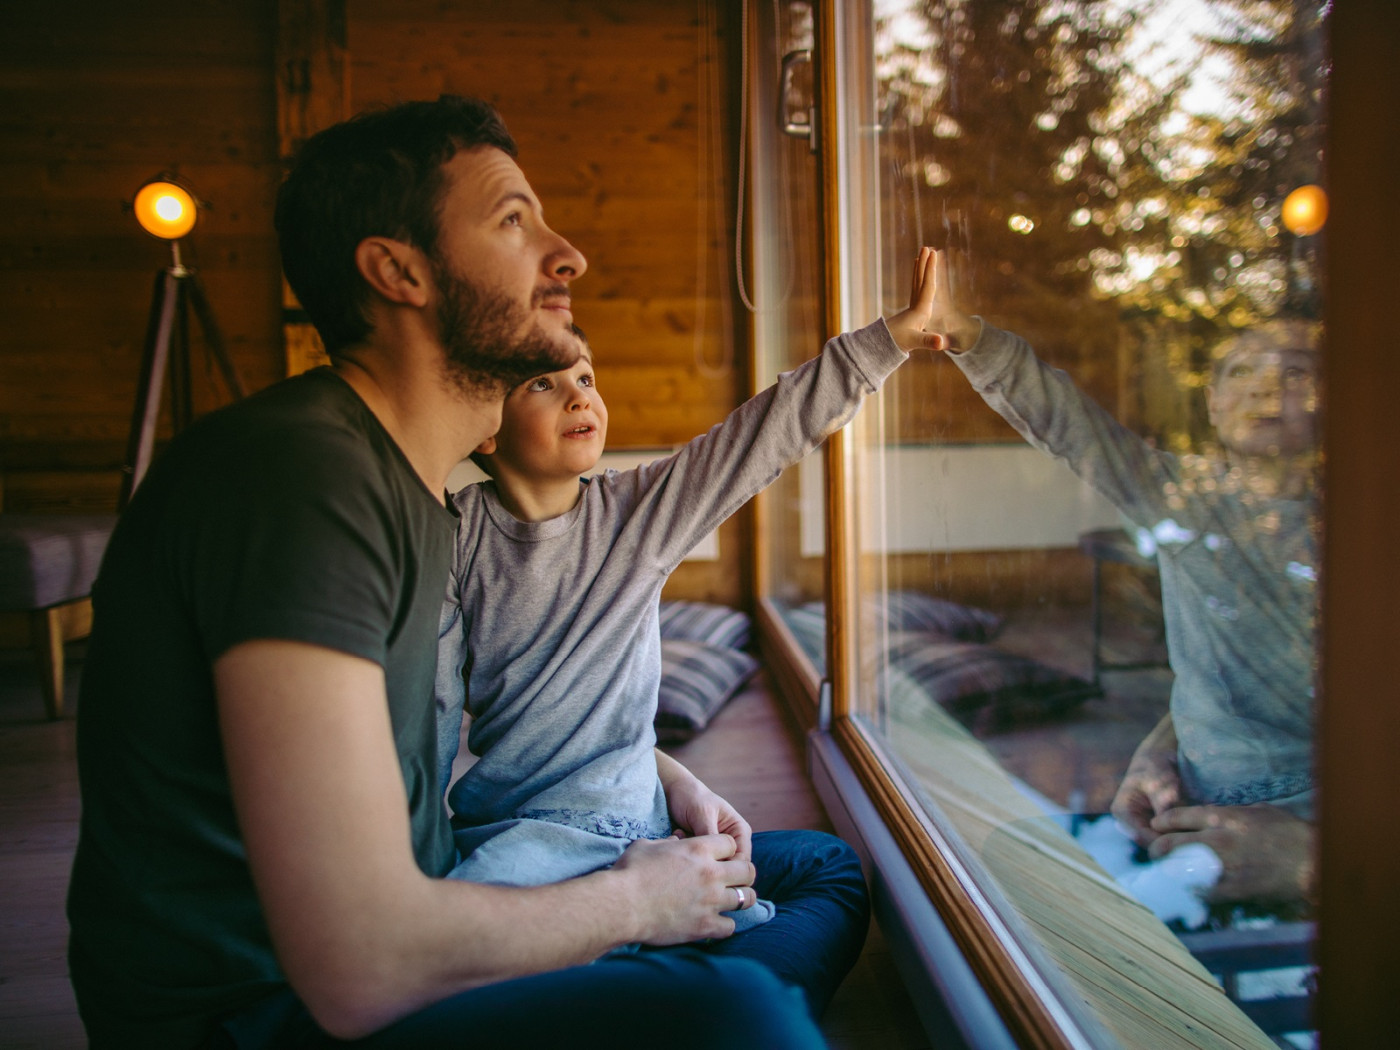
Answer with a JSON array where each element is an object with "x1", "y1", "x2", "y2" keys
[{"x1": 734, "y1": 886, "x2": 746, "y2": 910}]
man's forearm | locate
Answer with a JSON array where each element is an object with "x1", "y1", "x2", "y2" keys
[{"x1": 218, "y1": 641, "x2": 654, "y2": 1038}]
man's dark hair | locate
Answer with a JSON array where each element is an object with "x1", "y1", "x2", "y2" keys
[{"x1": 275, "y1": 96, "x2": 517, "y2": 355}]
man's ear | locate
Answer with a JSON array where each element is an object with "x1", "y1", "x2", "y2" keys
[
  {"x1": 354, "y1": 236, "x2": 431, "y2": 308},
  {"x1": 475, "y1": 435, "x2": 498, "y2": 456}
]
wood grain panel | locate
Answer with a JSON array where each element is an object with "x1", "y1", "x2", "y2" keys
[
  {"x1": 2, "y1": 1, "x2": 751, "y2": 596},
  {"x1": 345, "y1": 0, "x2": 748, "y2": 600},
  {"x1": 1, "y1": 0, "x2": 281, "y2": 506}
]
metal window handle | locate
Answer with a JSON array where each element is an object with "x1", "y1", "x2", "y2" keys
[{"x1": 779, "y1": 49, "x2": 817, "y2": 152}]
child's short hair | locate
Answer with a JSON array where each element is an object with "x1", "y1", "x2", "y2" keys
[
  {"x1": 467, "y1": 323, "x2": 589, "y2": 478},
  {"x1": 1208, "y1": 315, "x2": 1320, "y2": 388}
]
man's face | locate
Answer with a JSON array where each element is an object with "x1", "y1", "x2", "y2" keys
[
  {"x1": 1207, "y1": 323, "x2": 1319, "y2": 459},
  {"x1": 429, "y1": 147, "x2": 587, "y2": 393},
  {"x1": 484, "y1": 350, "x2": 609, "y2": 484}
]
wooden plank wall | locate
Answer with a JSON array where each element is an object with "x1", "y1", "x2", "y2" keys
[
  {"x1": 344, "y1": 0, "x2": 750, "y2": 604},
  {"x1": 0, "y1": 0, "x2": 284, "y2": 511},
  {"x1": 1, "y1": 1, "x2": 750, "y2": 603}
]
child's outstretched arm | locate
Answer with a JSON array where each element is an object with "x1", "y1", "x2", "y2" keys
[{"x1": 884, "y1": 247, "x2": 982, "y2": 354}]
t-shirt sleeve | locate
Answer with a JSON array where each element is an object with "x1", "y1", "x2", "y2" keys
[{"x1": 172, "y1": 423, "x2": 404, "y2": 667}]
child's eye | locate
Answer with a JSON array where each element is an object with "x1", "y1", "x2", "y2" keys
[
  {"x1": 526, "y1": 377, "x2": 551, "y2": 392},
  {"x1": 579, "y1": 374, "x2": 595, "y2": 388}
]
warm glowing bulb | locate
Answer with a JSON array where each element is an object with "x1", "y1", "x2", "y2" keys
[
  {"x1": 154, "y1": 195, "x2": 184, "y2": 221},
  {"x1": 1008, "y1": 213, "x2": 1035, "y2": 234},
  {"x1": 133, "y1": 180, "x2": 197, "y2": 240},
  {"x1": 1281, "y1": 184, "x2": 1327, "y2": 237}
]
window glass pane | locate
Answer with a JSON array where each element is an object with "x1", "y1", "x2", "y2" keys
[
  {"x1": 752, "y1": 0, "x2": 829, "y2": 653},
  {"x1": 839, "y1": 1, "x2": 1324, "y2": 1045}
]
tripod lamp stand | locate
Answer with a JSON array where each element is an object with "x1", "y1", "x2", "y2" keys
[{"x1": 120, "y1": 177, "x2": 245, "y2": 508}]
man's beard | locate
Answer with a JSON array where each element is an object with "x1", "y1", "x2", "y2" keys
[{"x1": 431, "y1": 256, "x2": 579, "y2": 396}]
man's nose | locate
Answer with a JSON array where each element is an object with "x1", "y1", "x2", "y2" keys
[{"x1": 546, "y1": 230, "x2": 587, "y2": 282}]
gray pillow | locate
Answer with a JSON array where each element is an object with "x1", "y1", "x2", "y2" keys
[
  {"x1": 882, "y1": 590, "x2": 1004, "y2": 642},
  {"x1": 882, "y1": 631, "x2": 1100, "y2": 735},
  {"x1": 658, "y1": 600, "x2": 752, "y2": 650},
  {"x1": 654, "y1": 639, "x2": 759, "y2": 744}
]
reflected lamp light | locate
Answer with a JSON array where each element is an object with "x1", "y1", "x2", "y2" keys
[
  {"x1": 1282, "y1": 184, "x2": 1328, "y2": 237},
  {"x1": 132, "y1": 178, "x2": 199, "y2": 240}
]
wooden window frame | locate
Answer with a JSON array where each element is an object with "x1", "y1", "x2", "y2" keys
[{"x1": 753, "y1": 0, "x2": 1400, "y2": 1044}]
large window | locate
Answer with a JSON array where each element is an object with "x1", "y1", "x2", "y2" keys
[
  {"x1": 754, "y1": 1, "x2": 1327, "y2": 1046},
  {"x1": 749, "y1": 0, "x2": 830, "y2": 710}
]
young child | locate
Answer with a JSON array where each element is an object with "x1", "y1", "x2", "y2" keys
[{"x1": 435, "y1": 248, "x2": 945, "y2": 934}]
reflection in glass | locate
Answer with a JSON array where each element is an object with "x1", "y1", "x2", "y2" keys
[
  {"x1": 824, "y1": 0, "x2": 1326, "y2": 1045},
  {"x1": 751, "y1": 0, "x2": 829, "y2": 647}
]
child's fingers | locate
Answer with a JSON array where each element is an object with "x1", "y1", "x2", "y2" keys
[
  {"x1": 912, "y1": 247, "x2": 935, "y2": 308},
  {"x1": 908, "y1": 246, "x2": 929, "y2": 307},
  {"x1": 933, "y1": 248, "x2": 950, "y2": 304},
  {"x1": 910, "y1": 246, "x2": 938, "y2": 311}
]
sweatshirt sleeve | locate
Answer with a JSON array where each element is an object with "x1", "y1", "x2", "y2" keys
[
  {"x1": 948, "y1": 322, "x2": 1184, "y2": 531},
  {"x1": 616, "y1": 317, "x2": 908, "y2": 573}
]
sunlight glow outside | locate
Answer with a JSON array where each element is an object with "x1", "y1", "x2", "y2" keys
[
  {"x1": 1282, "y1": 184, "x2": 1328, "y2": 236},
  {"x1": 133, "y1": 180, "x2": 197, "y2": 240}
]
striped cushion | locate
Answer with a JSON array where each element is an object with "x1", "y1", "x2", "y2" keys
[
  {"x1": 881, "y1": 631, "x2": 1100, "y2": 735},
  {"x1": 657, "y1": 601, "x2": 752, "y2": 650},
  {"x1": 782, "y1": 602, "x2": 829, "y2": 671},
  {"x1": 882, "y1": 590, "x2": 1003, "y2": 642},
  {"x1": 654, "y1": 639, "x2": 759, "y2": 744}
]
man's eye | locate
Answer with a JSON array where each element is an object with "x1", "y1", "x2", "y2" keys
[{"x1": 504, "y1": 212, "x2": 522, "y2": 227}]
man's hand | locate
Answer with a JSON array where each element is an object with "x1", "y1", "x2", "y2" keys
[
  {"x1": 1146, "y1": 803, "x2": 1316, "y2": 905},
  {"x1": 884, "y1": 247, "x2": 982, "y2": 354},
  {"x1": 1110, "y1": 714, "x2": 1182, "y2": 846},
  {"x1": 610, "y1": 833, "x2": 756, "y2": 944},
  {"x1": 656, "y1": 749, "x2": 752, "y2": 863}
]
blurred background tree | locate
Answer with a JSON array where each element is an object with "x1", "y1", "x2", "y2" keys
[{"x1": 871, "y1": 0, "x2": 1326, "y2": 449}]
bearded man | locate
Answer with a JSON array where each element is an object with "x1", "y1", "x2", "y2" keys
[{"x1": 67, "y1": 98, "x2": 848, "y2": 1050}]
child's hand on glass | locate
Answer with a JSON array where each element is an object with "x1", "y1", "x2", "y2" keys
[{"x1": 884, "y1": 246, "x2": 981, "y2": 353}]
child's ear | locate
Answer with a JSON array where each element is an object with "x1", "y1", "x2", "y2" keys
[{"x1": 475, "y1": 436, "x2": 498, "y2": 456}]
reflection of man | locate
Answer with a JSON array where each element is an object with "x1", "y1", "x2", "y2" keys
[
  {"x1": 67, "y1": 98, "x2": 848, "y2": 1049},
  {"x1": 926, "y1": 252, "x2": 1318, "y2": 906}
]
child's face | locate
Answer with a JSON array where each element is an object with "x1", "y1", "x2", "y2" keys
[
  {"x1": 485, "y1": 350, "x2": 608, "y2": 482},
  {"x1": 1207, "y1": 324, "x2": 1318, "y2": 459}
]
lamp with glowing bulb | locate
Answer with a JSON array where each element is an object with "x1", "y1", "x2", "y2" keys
[{"x1": 121, "y1": 175, "x2": 244, "y2": 507}]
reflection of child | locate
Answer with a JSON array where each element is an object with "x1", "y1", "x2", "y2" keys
[
  {"x1": 436, "y1": 249, "x2": 945, "y2": 930},
  {"x1": 927, "y1": 250, "x2": 1318, "y2": 904}
]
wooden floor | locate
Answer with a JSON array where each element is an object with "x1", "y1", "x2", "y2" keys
[{"x1": 0, "y1": 649, "x2": 928, "y2": 1050}]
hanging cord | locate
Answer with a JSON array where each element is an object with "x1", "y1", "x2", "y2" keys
[{"x1": 733, "y1": 0, "x2": 757, "y2": 312}]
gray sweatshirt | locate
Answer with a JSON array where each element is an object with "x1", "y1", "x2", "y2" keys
[
  {"x1": 437, "y1": 318, "x2": 908, "y2": 887},
  {"x1": 950, "y1": 324, "x2": 1316, "y2": 817}
]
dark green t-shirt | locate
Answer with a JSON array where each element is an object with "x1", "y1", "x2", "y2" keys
[{"x1": 67, "y1": 369, "x2": 458, "y2": 1048}]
